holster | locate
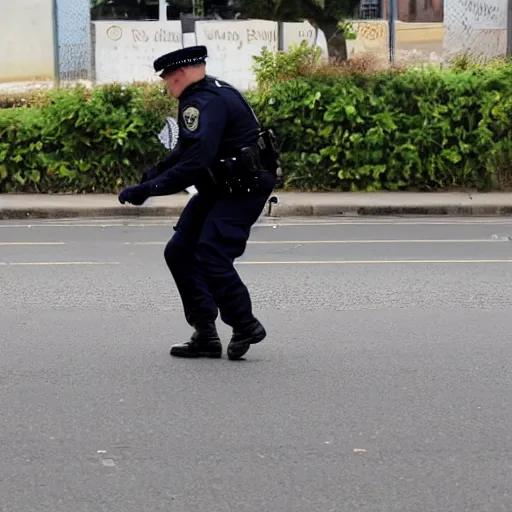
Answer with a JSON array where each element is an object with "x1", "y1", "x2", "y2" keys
[
  {"x1": 257, "y1": 129, "x2": 283, "y2": 188},
  {"x1": 210, "y1": 129, "x2": 282, "y2": 195},
  {"x1": 211, "y1": 151, "x2": 263, "y2": 196}
]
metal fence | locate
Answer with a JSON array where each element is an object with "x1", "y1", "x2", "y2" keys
[
  {"x1": 51, "y1": 0, "x2": 226, "y2": 84},
  {"x1": 52, "y1": 0, "x2": 92, "y2": 84},
  {"x1": 357, "y1": 0, "x2": 382, "y2": 19},
  {"x1": 49, "y1": 0, "x2": 390, "y2": 85}
]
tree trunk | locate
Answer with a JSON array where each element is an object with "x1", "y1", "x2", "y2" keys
[{"x1": 317, "y1": 20, "x2": 347, "y2": 60}]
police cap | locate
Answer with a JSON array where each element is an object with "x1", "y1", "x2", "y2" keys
[{"x1": 153, "y1": 45, "x2": 208, "y2": 77}]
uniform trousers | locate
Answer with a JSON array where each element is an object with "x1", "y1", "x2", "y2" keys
[{"x1": 164, "y1": 172, "x2": 276, "y2": 330}]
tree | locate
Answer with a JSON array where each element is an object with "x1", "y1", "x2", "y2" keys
[
  {"x1": 234, "y1": 0, "x2": 360, "y2": 59},
  {"x1": 91, "y1": 0, "x2": 155, "y2": 20},
  {"x1": 90, "y1": 0, "x2": 194, "y2": 20},
  {"x1": 90, "y1": 0, "x2": 359, "y2": 59}
]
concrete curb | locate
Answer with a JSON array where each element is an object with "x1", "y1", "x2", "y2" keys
[
  {"x1": 3, "y1": 204, "x2": 512, "y2": 220},
  {"x1": 0, "y1": 206, "x2": 187, "y2": 220},
  {"x1": 2, "y1": 192, "x2": 512, "y2": 219},
  {"x1": 268, "y1": 203, "x2": 512, "y2": 217}
]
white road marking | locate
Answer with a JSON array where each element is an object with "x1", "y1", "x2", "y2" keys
[
  {"x1": 0, "y1": 239, "x2": 507, "y2": 248},
  {"x1": 0, "y1": 261, "x2": 119, "y2": 266},
  {"x1": 235, "y1": 259, "x2": 512, "y2": 265},
  {"x1": 255, "y1": 220, "x2": 512, "y2": 227},
  {"x1": 123, "y1": 239, "x2": 506, "y2": 245},
  {"x1": 0, "y1": 242, "x2": 65, "y2": 246},
  {"x1": 122, "y1": 242, "x2": 162, "y2": 245},
  {"x1": 2, "y1": 218, "x2": 512, "y2": 228},
  {"x1": 250, "y1": 239, "x2": 507, "y2": 244},
  {"x1": 1, "y1": 259, "x2": 509, "y2": 267}
]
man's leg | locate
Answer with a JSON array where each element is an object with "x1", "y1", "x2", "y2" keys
[
  {"x1": 196, "y1": 173, "x2": 276, "y2": 359},
  {"x1": 164, "y1": 194, "x2": 221, "y2": 358}
]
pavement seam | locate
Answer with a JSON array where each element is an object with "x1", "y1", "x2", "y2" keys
[{"x1": 3, "y1": 203, "x2": 512, "y2": 220}]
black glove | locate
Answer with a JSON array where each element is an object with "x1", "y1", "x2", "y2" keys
[
  {"x1": 140, "y1": 164, "x2": 160, "y2": 184},
  {"x1": 118, "y1": 184, "x2": 150, "y2": 206}
]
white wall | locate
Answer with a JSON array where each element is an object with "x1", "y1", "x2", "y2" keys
[
  {"x1": 195, "y1": 19, "x2": 278, "y2": 91},
  {"x1": 443, "y1": 0, "x2": 508, "y2": 61},
  {"x1": 93, "y1": 20, "x2": 183, "y2": 84},
  {"x1": 0, "y1": 0, "x2": 54, "y2": 82},
  {"x1": 194, "y1": 19, "x2": 327, "y2": 90},
  {"x1": 92, "y1": 19, "x2": 328, "y2": 90}
]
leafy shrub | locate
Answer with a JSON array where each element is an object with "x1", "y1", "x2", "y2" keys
[
  {"x1": 252, "y1": 63, "x2": 512, "y2": 191},
  {"x1": 0, "y1": 82, "x2": 177, "y2": 192},
  {"x1": 2, "y1": 55, "x2": 512, "y2": 193},
  {"x1": 0, "y1": 90, "x2": 54, "y2": 109},
  {"x1": 0, "y1": 108, "x2": 48, "y2": 189},
  {"x1": 251, "y1": 40, "x2": 386, "y2": 92},
  {"x1": 252, "y1": 41, "x2": 324, "y2": 91},
  {"x1": 448, "y1": 51, "x2": 512, "y2": 72}
]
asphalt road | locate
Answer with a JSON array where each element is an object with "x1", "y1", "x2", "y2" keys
[{"x1": 1, "y1": 215, "x2": 512, "y2": 512}]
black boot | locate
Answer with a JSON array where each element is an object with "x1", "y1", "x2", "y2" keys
[
  {"x1": 170, "y1": 327, "x2": 222, "y2": 358},
  {"x1": 227, "y1": 318, "x2": 266, "y2": 360}
]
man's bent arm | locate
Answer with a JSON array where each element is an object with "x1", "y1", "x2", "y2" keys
[
  {"x1": 156, "y1": 141, "x2": 182, "y2": 172},
  {"x1": 142, "y1": 96, "x2": 227, "y2": 197}
]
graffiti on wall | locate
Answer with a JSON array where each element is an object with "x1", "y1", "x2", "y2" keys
[
  {"x1": 355, "y1": 22, "x2": 386, "y2": 41},
  {"x1": 93, "y1": 21, "x2": 183, "y2": 84},
  {"x1": 195, "y1": 20, "x2": 279, "y2": 90},
  {"x1": 443, "y1": 0, "x2": 507, "y2": 60},
  {"x1": 92, "y1": 19, "x2": 327, "y2": 90},
  {"x1": 345, "y1": 21, "x2": 389, "y2": 59}
]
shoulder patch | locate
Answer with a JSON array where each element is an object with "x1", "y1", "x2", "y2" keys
[{"x1": 182, "y1": 106, "x2": 200, "y2": 132}]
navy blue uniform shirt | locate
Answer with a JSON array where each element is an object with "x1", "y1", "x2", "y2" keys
[{"x1": 144, "y1": 76, "x2": 261, "y2": 196}]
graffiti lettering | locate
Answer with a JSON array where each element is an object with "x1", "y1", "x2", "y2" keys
[
  {"x1": 204, "y1": 29, "x2": 241, "y2": 43},
  {"x1": 247, "y1": 29, "x2": 277, "y2": 44},
  {"x1": 130, "y1": 27, "x2": 182, "y2": 44},
  {"x1": 460, "y1": 0, "x2": 500, "y2": 20},
  {"x1": 204, "y1": 30, "x2": 244, "y2": 50},
  {"x1": 355, "y1": 22, "x2": 385, "y2": 41},
  {"x1": 298, "y1": 29, "x2": 315, "y2": 39},
  {"x1": 132, "y1": 29, "x2": 149, "y2": 42},
  {"x1": 154, "y1": 28, "x2": 181, "y2": 44},
  {"x1": 203, "y1": 29, "x2": 243, "y2": 49}
]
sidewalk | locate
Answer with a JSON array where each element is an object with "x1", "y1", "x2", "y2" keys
[{"x1": 1, "y1": 191, "x2": 512, "y2": 220}]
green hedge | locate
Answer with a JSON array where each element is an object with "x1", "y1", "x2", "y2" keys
[
  {"x1": 1, "y1": 63, "x2": 512, "y2": 193},
  {"x1": 0, "y1": 83, "x2": 176, "y2": 193},
  {"x1": 251, "y1": 64, "x2": 512, "y2": 191}
]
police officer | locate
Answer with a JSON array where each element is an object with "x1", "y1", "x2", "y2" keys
[{"x1": 118, "y1": 45, "x2": 278, "y2": 360}]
